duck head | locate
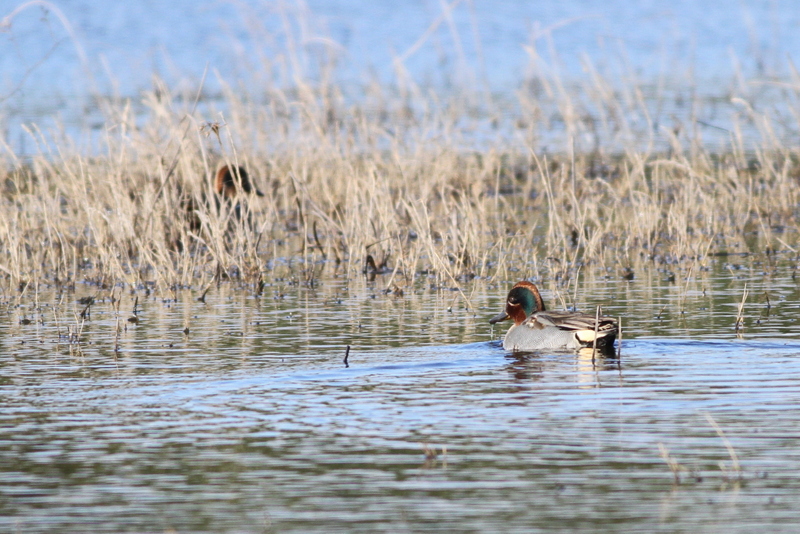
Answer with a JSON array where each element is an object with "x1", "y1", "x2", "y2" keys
[
  {"x1": 215, "y1": 164, "x2": 265, "y2": 199},
  {"x1": 489, "y1": 280, "x2": 546, "y2": 326}
]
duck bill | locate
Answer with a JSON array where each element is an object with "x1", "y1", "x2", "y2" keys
[{"x1": 489, "y1": 310, "x2": 510, "y2": 324}]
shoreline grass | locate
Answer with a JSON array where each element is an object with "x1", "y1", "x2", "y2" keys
[{"x1": 2, "y1": 52, "x2": 800, "y2": 297}]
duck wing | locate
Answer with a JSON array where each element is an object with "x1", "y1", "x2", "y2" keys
[{"x1": 528, "y1": 311, "x2": 618, "y2": 336}]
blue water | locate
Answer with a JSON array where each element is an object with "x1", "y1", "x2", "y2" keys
[
  {"x1": 3, "y1": 1, "x2": 796, "y2": 97},
  {"x1": 2, "y1": 1, "x2": 800, "y2": 154},
  {"x1": 4, "y1": 332, "x2": 800, "y2": 532},
  {"x1": 2, "y1": 269, "x2": 800, "y2": 531}
]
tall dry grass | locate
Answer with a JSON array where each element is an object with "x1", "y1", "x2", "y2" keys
[{"x1": 2, "y1": 31, "x2": 800, "y2": 300}]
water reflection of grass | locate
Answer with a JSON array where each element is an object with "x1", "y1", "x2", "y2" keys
[{"x1": 658, "y1": 412, "x2": 744, "y2": 488}]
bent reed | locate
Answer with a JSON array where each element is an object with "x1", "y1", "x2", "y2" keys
[{"x1": 2, "y1": 67, "x2": 799, "y2": 297}]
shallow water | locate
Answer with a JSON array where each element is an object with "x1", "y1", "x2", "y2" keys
[{"x1": 3, "y1": 257, "x2": 800, "y2": 532}]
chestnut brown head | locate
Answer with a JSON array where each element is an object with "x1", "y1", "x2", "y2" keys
[
  {"x1": 214, "y1": 165, "x2": 264, "y2": 199},
  {"x1": 489, "y1": 280, "x2": 546, "y2": 326}
]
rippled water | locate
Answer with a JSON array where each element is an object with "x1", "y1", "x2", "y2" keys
[{"x1": 3, "y1": 257, "x2": 800, "y2": 532}]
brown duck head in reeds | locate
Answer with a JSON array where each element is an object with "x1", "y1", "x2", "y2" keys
[
  {"x1": 177, "y1": 164, "x2": 263, "y2": 240},
  {"x1": 215, "y1": 164, "x2": 264, "y2": 199}
]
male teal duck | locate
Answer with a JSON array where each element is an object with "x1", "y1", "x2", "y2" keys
[{"x1": 489, "y1": 281, "x2": 618, "y2": 351}]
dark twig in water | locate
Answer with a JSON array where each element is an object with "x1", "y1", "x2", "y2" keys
[
  {"x1": 255, "y1": 273, "x2": 265, "y2": 297},
  {"x1": 114, "y1": 318, "x2": 121, "y2": 354},
  {"x1": 198, "y1": 281, "x2": 213, "y2": 303},
  {"x1": 363, "y1": 254, "x2": 378, "y2": 275},
  {"x1": 79, "y1": 299, "x2": 93, "y2": 320},
  {"x1": 591, "y1": 305, "x2": 600, "y2": 364},
  {"x1": 199, "y1": 270, "x2": 219, "y2": 303},
  {"x1": 312, "y1": 220, "x2": 327, "y2": 259},
  {"x1": 344, "y1": 345, "x2": 350, "y2": 368}
]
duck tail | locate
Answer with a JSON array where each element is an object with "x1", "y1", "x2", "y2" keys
[{"x1": 575, "y1": 319, "x2": 618, "y2": 347}]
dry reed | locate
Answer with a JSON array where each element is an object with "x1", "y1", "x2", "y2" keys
[{"x1": 2, "y1": 20, "x2": 799, "y2": 297}]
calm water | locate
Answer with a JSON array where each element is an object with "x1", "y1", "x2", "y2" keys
[
  {"x1": 3, "y1": 257, "x2": 800, "y2": 532},
  {"x1": 3, "y1": 0, "x2": 800, "y2": 155},
  {"x1": 5, "y1": 0, "x2": 797, "y2": 95}
]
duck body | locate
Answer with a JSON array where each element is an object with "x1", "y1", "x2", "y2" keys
[{"x1": 490, "y1": 281, "x2": 618, "y2": 352}]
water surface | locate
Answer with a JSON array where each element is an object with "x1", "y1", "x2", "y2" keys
[
  {"x1": 3, "y1": 0, "x2": 800, "y2": 155},
  {"x1": 3, "y1": 258, "x2": 800, "y2": 532}
]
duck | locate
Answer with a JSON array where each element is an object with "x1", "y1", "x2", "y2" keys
[
  {"x1": 214, "y1": 164, "x2": 264, "y2": 199},
  {"x1": 213, "y1": 163, "x2": 266, "y2": 227},
  {"x1": 489, "y1": 280, "x2": 618, "y2": 352},
  {"x1": 173, "y1": 163, "x2": 265, "y2": 250}
]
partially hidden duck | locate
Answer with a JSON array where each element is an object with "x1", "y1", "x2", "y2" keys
[
  {"x1": 215, "y1": 164, "x2": 264, "y2": 199},
  {"x1": 490, "y1": 281, "x2": 618, "y2": 352}
]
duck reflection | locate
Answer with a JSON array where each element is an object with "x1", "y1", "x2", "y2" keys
[
  {"x1": 505, "y1": 353, "x2": 545, "y2": 381},
  {"x1": 505, "y1": 348, "x2": 621, "y2": 386}
]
